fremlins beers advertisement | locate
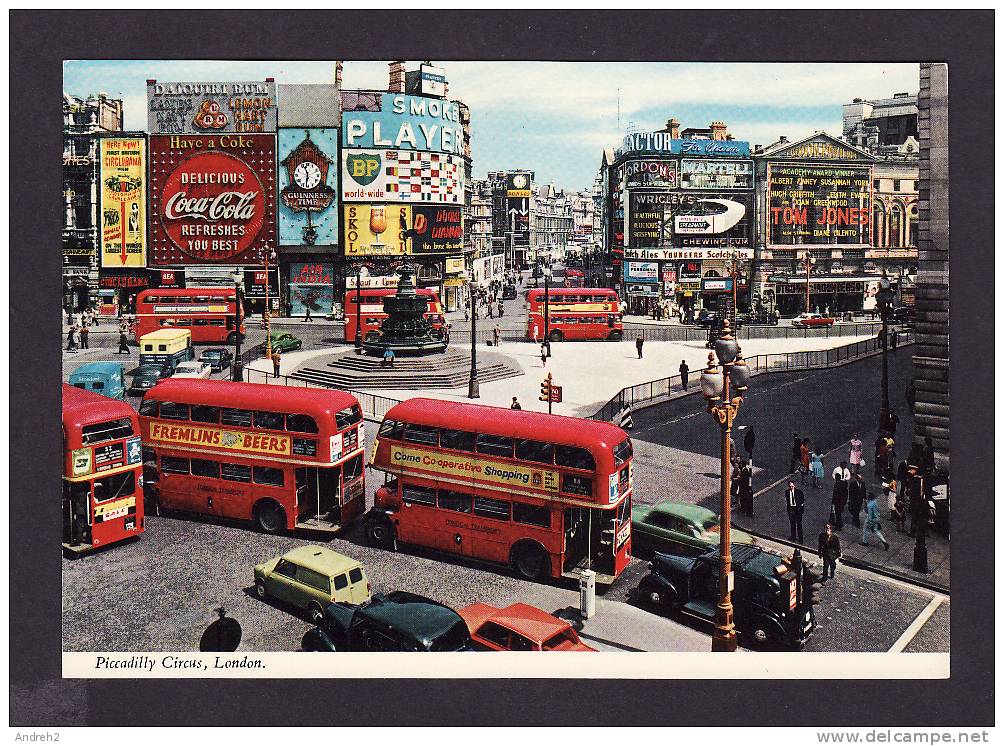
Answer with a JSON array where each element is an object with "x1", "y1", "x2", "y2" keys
[{"x1": 148, "y1": 134, "x2": 276, "y2": 265}]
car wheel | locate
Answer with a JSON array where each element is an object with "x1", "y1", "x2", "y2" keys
[
  {"x1": 744, "y1": 622, "x2": 775, "y2": 651},
  {"x1": 510, "y1": 542, "x2": 549, "y2": 580},
  {"x1": 608, "y1": 330, "x2": 623, "y2": 342},
  {"x1": 254, "y1": 501, "x2": 285, "y2": 534},
  {"x1": 254, "y1": 580, "x2": 267, "y2": 600},
  {"x1": 549, "y1": 330, "x2": 563, "y2": 343},
  {"x1": 308, "y1": 601, "x2": 325, "y2": 625},
  {"x1": 365, "y1": 517, "x2": 395, "y2": 549}
]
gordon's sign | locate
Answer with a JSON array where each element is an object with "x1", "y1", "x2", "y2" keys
[
  {"x1": 388, "y1": 444, "x2": 559, "y2": 494},
  {"x1": 148, "y1": 422, "x2": 291, "y2": 456}
]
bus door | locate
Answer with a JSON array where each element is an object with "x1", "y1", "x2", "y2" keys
[
  {"x1": 295, "y1": 466, "x2": 342, "y2": 529},
  {"x1": 63, "y1": 480, "x2": 92, "y2": 547},
  {"x1": 562, "y1": 507, "x2": 591, "y2": 571}
]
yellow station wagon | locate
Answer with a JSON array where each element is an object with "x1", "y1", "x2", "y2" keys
[{"x1": 254, "y1": 545, "x2": 371, "y2": 623}]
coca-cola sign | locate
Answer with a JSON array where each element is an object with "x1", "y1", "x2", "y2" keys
[{"x1": 149, "y1": 135, "x2": 276, "y2": 265}]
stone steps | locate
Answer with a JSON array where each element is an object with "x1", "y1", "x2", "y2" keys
[
  {"x1": 327, "y1": 351, "x2": 474, "y2": 373},
  {"x1": 291, "y1": 362, "x2": 519, "y2": 389}
]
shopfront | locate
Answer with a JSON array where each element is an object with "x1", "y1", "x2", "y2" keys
[
  {"x1": 770, "y1": 276, "x2": 870, "y2": 316},
  {"x1": 97, "y1": 269, "x2": 152, "y2": 316}
]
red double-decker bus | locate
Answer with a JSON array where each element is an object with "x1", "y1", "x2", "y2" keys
[
  {"x1": 343, "y1": 288, "x2": 445, "y2": 343},
  {"x1": 139, "y1": 380, "x2": 365, "y2": 534},
  {"x1": 63, "y1": 384, "x2": 145, "y2": 554},
  {"x1": 563, "y1": 268, "x2": 585, "y2": 288},
  {"x1": 526, "y1": 288, "x2": 623, "y2": 342},
  {"x1": 134, "y1": 288, "x2": 245, "y2": 344},
  {"x1": 365, "y1": 398, "x2": 633, "y2": 584}
]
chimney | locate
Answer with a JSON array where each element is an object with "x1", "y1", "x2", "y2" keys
[
  {"x1": 335, "y1": 61, "x2": 344, "y2": 88},
  {"x1": 779, "y1": 135, "x2": 788, "y2": 143},
  {"x1": 667, "y1": 117, "x2": 680, "y2": 139},
  {"x1": 388, "y1": 60, "x2": 406, "y2": 94},
  {"x1": 710, "y1": 121, "x2": 728, "y2": 141}
]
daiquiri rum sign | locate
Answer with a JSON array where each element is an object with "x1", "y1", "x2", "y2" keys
[{"x1": 148, "y1": 134, "x2": 276, "y2": 265}]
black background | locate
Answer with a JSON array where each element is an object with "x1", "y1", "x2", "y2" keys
[{"x1": 10, "y1": 9, "x2": 994, "y2": 727}]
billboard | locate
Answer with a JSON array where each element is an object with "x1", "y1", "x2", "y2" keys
[
  {"x1": 410, "y1": 206, "x2": 463, "y2": 254},
  {"x1": 621, "y1": 159, "x2": 678, "y2": 189},
  {"x1": 278, "y1": 128, "x2": 339, "y2": 246},
  {"x1": 341, "y1": 149, "x2": 464, "y2": 204},
  {"x1": 147, "y1": 81, "x2": 277, "y2": 135},
  {"x1": 623, "y1": 261, "x2": 659, "y2": 282},
  {"x1": 680, "y1": 159, "x2": 753, "y2": 190},
  {"x1": 505, "y1": 172, "x2": 532, "y2": 198},
  {"x1": 147, "y1": 134, "x2": 276, "y2": 266},
  {"x1": 344, "y1": 203, "x2": 412, "y2": 256},
  {"x1": 342, "y1": 93, "x2": 463, "y2": 154},
  {"x1": 628, "y1": 192, "x2": 698, "y2": 248},
  {"x1": 288, "y1": 262, "x2": 334, "y2": 316},
  {"x1": 99, "y1": 137, "x2": 146, "y2": 268},
  {"x1": 767, "y1": 164, "x2": 872, "y2": 246},
  {"x1": 673, "y1": 192, "x2": 753, "y2": 250},
  {"x1": 619, "y1": 133, "x2": 750, "y2": 158}
]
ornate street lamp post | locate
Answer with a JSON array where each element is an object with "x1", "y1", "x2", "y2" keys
[
  {"x1": 699, "y1": 318, "x2": 750, "y2": 652},
  {"x1": 264, "y1": 248, "x2": 277, "y2": 362},
  {"x1": 876, "y1": 274, "x2": 894, "y2": 432},
  {"x1": 801, "y1": 253, "x2": 817, "y2": 314},
  {"x1": 231, "y1": 268, "x2": 244, "y2": 382},
  {"x1": 353, "y1": 265, "x2": 363, "y2": 351},
  {"x1": 543, "y1": 260, "x2": 553, "y2": 357},
  {"x1": 467, "y1": 268, "x2": 479, "y2": 399}
]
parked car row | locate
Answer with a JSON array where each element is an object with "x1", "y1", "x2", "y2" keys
[{"x1": 253, "y1": 545, "x2": 597, "y2": 653}]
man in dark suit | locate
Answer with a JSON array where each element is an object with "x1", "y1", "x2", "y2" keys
[
  {"x1": 784, "y1": 481, "x2": 805, "y2": 543},
  {"x1": 817, "y1": 523, "x2": 842, "y2": 581},
  {"x1": 847, "y1": 472, "x2": 866, "y2": 528}
]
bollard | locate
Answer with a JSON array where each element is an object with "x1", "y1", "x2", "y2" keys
[{"x1": 579, "y1": 568, "x2": 596, "y2": 619}]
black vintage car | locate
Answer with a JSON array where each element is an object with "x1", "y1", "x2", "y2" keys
[
  {"x1": 301, "y1": 591, "x2": 472, "y2": 652},
  {"x1": 636, "y1": 544, "x2": 820, "y2": 650}
]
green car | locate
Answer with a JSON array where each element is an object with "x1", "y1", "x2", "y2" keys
[
  {"x1": 254, "y1": 545, "x2": 371, "y2": 623},
  {"x1": 631, "y1": 501, "x2": 756, "y2": 557},
  {"x1": 268, "y1": 332, "x2": 303, "y2": 353}
]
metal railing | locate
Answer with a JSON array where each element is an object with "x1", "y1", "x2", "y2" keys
[
  {"x1": 587, "y1": 330, "x2": 914, "y2": 422},
  {"x1": 242, "y1": 365, "x2": 402, "y2": 421}
]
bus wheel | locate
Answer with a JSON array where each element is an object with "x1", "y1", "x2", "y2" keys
[
  {"x1": 510, "y1": 542, "x2": 549, "y2": 581},
  {"x1": 608, "y1": 330, "x2": 623, "y2": 342},
  {"x1": 254, "y1": 501, "x2": 285, "y2": 534},
  {"x1": 365, "y1": 517, "x2": 395, "y2": 549},
  {"x1": 548, "y1": 330, "x2": 563, "y2": 343}
]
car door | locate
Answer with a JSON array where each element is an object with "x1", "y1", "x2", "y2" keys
[
  {"x1": 267, "y1": 559, "x2": 301, "y2": 605},
  {"x1": 294, "y1": 565, "x2": 331, "y2": 610}
]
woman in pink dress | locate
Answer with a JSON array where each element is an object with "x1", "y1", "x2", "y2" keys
[{"x1": 848, "y1": 433, "x2": 864, "y2": 475}]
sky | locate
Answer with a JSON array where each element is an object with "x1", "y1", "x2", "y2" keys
[{"x1": 64, "y1": 60, "x2": 919, "y2": 193}]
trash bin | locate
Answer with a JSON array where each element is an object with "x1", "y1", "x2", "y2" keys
[{"x1": 579, "y1": 568, "x2": 596, "y2": 619}]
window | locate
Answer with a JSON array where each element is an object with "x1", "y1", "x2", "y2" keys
[
  {"x1": 403, "y1": 423, "x2": 439, "y2": 446},
  {"x1": 253, "y1": 466, "x2": 284, "y2": 487},
  {"x1": 93, "y1": 471, "x2": 136, "y2": 503},
  {"x1": 81, "y1": 417, "x2": 134, "y2": 445},
  {"x1": 336, "y1": 405, "x2": 363, "y2": 430},
  {"x1": 159, "y1": 402, "x2": 190, "y2": 421},
  {"x1": 513, "y1": 502, "x2": 551, "y2": 528},
  {"x1": 617, "y1": 496, "x2": 632, "y2": 525},
  {"x1": 476, "y1": 434, "x2": 514, "y2": 458},
  {"x1": 509, "y1": 632, "x2": 536, "y2": 652},
  {"x1": 378, "y1": 419, "x2": 404, "y2": 440},
  {"x1": 646, "y1": 511, "x2": 673, "y2": 530},
  {"x1": 333, "y1": 574, "x2": 348, "y2": 591},
  {"x1": 894, "y1": 180, "x2": 902, "y2": 192},
  {"x1": 561, "y1": 473, "x2": 593, "y2": 497},
  {"x1": 191, "y1": 405, "x2": 220, "y2": 424},
  {"x1": 191, "y1": 459, "x2": 220, "y2": 478},
  {"x1": 613, "y1": 438, "x2": 632, "y2": 466},
  {"x1": 344, "y1": 454, "x2": 364, "y2": 482},
  {"x1": 476, "y1": 622, "x2": 511, "y2": 648},
  {"x1": 542, "y1": 630, "x2": 576, "y2": 651},
  {"x1": 438, "y1": 490, "x2": 472, "y2": 514},
  {"x1": 619, "y1": 464, "x2": 631, "y2": 491},
  {"x1": 439, "y1": 428, "x2": 475, "y2": 452},
  {"x1": 515, "y1": 439, "x2": 553, "y2": 464},
  {"x1": 286, "y1": 413, "x2": 318, "y2": 434},
  {"x1": 349, "y1": 567, "x2": 364, "y2": 584},
  {"x1": 297, "y1": 567, "x2": 330, "y2": 594},
  {"x1": 274, "y1": 559, "x2": 297, "y2": 579},
  {"x1": 221, "y1": 463, "x2": 252, "y2": 482},
  {"x1": 221, "y1": 408, "x2": 253, "y2": 427},
  {"x1": 138, "y1": 400, "x2": 159, "y2": 417},
  {"x1": 873, "y1": 179, "x2": 881, "y2": 191},
  {"x1": 555, "y1": 445, "x2": 595, "y2": 471},
  {"x1": 254, "y1": 411, "x2": 285, "y2": 430},
  {"x1": 401, "y1": 483, "x2": 436, "y2": 506},
  {"x1": 161, "y1": 456, "x2": 190, "y2": 475},
  {"x1": 474, "y1": 496, "x2": 510, "y2": 521}
]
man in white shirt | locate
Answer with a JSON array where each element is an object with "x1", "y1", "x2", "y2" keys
[{"x1": 831, "y1": 460, "x2": 851, "y2": 483}]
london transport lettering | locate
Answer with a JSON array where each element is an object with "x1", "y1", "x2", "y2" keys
[{"x1": 388, "y1": 444, "x2": 560, "y2": 496}]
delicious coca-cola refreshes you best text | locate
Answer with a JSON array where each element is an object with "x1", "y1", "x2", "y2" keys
[{"x1": 148, "y1": 135, "x2": 276, "y2": 265}]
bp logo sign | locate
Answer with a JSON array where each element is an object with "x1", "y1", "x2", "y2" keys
[{"x1": 346, "y1": 152, "x2": 382, "y2": 185}]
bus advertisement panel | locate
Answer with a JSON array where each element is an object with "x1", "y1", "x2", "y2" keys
[
  {"x1": 365, "y1": 399, "x2": 633, "y2": 585},
  {"x1": 62, "y1": 384, "x2": 145, "y2": 553},
  {"x1": 526, "y1": 288, "x2": 622, "y2": 342}
]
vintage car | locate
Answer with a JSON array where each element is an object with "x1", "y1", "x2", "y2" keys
[
  {"x1": 636, "y1": 544, "x2": 820, "y2": 650},
  {"x1": 268, "y1": 332, "x2": 303, "y2": 353},
  {"x1": 791, "y1": 313, "x2": 836, "y2": 328},
  {"x1": 172, "y1": 360, "x2": 212, "y2": 379},
  {"x1": 128, "y1": 363, "x2": 172, "y2": 395},
  {"x1": 300, "y1": 591, "x2": 471, "y2": 652},
  {"x1": 68, "y1": 362, "x2": 127, "y2": 400},
  {"x1": 458, "y1": 602, "x2": 597, "y2": 652},
  {"x1": 254, "y1": 545, "x2": 370, "y2": 624},
  {"x1": 631, "y1": 501, "x2": 756, "y2": 557},
  {"x1": 199, "y1": 347, "x2": 234, "y2": 373}
]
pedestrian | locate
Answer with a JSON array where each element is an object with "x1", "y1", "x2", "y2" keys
[
  {"x1": 831, "y1": 460, "x2": 851, "y2": 483},
  {"x1": 888, "y1": 485, "x2": 906, "y2": 533},
  {"x1": 818, "y1": 523, "x2": 842, "y2": 581},
  {"x1": 464, "y1": 303, "x2": 469, "y2": 322},
  {"x1": 66, "y1": 325, "x2": 78, "y2": 353},
  {"x1": 800, "y1": 438, "x2": 811, "y2": 484},
  {"x1": 921, "y1": 436, "x2": 936, "y2": 477},
  {"x1": 497, "y1": 301, "x2": 504, "y2": 317},
  {"x1": 493, "y1": 324, "x2": 501, "y2": 348},
  {"x1": 272, "y1": 350, "x2": 281, "y2": 378},
  {"x1": 830, "y1": 472, "x2": 848, "y2": 530},
  {"x1": 848, "y1": 433, "x2": 864, "y2": 475},
  {"x1": 487, "y1": 302, "x2": 494, "y2": 319},
  {"x1": 810, "y1": 449, "x2": 824, "y2": 489},
  {"x1": 444, "y1": 323, "x2": 451, "y2": 346},
  {"x1": 117, "y1": 329, "x2": 130, "y2": 354},
  {"x1": 890, "y1": 329, "x2": 898, "y2": 349},
  {"x1": 635, "y1": 335, "x2": 644, "y2": 359},
  {"x1": 739, "y1": 461, "x2": 754, "y2": 516},
  {"x1": 861, "y1": 492, "x2": 890, "y2": 550},
  {"x1": 784, "y1": 481, "x2": 805, "y2": 543},
  {"x1": 382, "y1": 348, "x2": 395, "y2": 368},
  {"x1": 789, "y1": 433, "x2": 803, "y2": 473},
  {"x1": 303, "y1": 305, "x2": 312, "y2": 322},
  {"x1": 885, "y1": 409, "x2": 900, "y2": 439},
  {"x1": 540, "y1": 343, "x2": 547, "y2": 368},
  {"x1": 80, "y1": 323, "x2": 90, "y2": 349},
  {"x1": 531, "y1": 323, "x2": 540, "y2": 344},
  {"x1": 873, "y1": 434, "x2": 887, "y2": 480},
  {"x1": 679, "y1": 360, "x2": 690, "y2": 390},
  {"x1": 847, "y1": 472, "x2": 866, "y2": 528},
  {"x1": 510, "y1": 396, "x2": 522, "y2": 410}
]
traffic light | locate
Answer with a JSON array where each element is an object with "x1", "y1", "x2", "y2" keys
[
  {"x1": 539, "y1": 380, "x2": 551, "y2": 402},
  {"x1": 802, "y1": 563, "x2": 824, "y2": 606}
]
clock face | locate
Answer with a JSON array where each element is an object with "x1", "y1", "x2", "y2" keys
[
  {"x1": 293, "y1": 161, "x2": 322, "y2": 190},
  {"x1": 512, "y1": 174, "x2": 528, "y2": 189}
]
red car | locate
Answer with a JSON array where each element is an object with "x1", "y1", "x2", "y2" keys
[
  {"x1": 791, "y1": 313, "x2": 836, "y2": 328},
  {"x1": 458, "y1": 602, "x2": 598, "y2": 652}
]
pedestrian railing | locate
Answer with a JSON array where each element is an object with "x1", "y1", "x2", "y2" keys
[
  {"x1": 587, "y1": 331, "x2": 914, "y2": 422},
  {"x1": 242, "y1": 366, "x2": 402, "y2": 421}
]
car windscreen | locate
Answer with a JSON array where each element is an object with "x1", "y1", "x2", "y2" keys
[
  {"x1": 541, "y1": 629, "x2": 577, "y2": 650},
  {"x1": 428, "y1": 620, "x2": 471, "y2": 652},
  {"x1": 135, "y1": 366, "x2": 164, "y2": 375}
]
